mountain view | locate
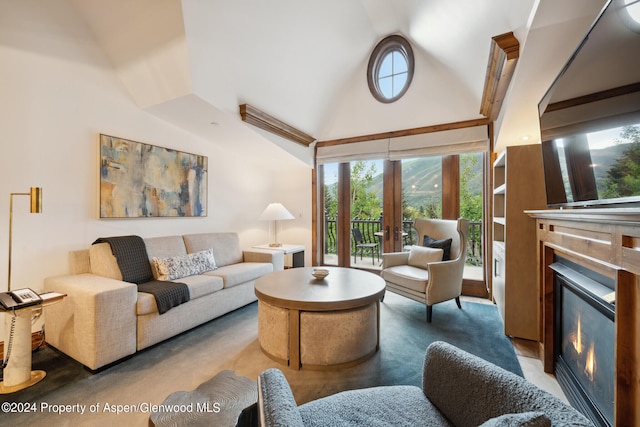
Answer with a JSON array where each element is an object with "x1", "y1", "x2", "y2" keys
[
  {"x1": 555, "y1": 125, "x2": 640, "y2": 202},
  {"x1": 324, "y1": 154, "x2": 483, "y2": 221},
  {"x1": 322, "y1": 155, "x2": 484, "y2": 265}
]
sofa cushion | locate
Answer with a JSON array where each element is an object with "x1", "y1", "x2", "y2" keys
[
  {"x1": 381, "y1": 265, "x2": 429, "y2": 293},
  {"x1": 183, "y1": 232, "x2": 242, "y2": 267},
  {"x1": 152, "y1": 249, "x2": 217, "y2": 281},
  {"x1": 93, "y1": 236, "x2": 155, "y2": 284},
  {"x1": 299, "y1": 385, "x2": 452, "y2": 427},
  {"x1": 479, "y1": 412, "x2": 551, "y2": 427},
  {"x1": 89, "y1": 242, "x2": 123, "y2": 280},
  {"x1": 145, "y1": 235, "x2": 188, "y2": 258},
  {"x1": 408, "y1": 245, "x2": 444, "y2": 268},
  {"x1": 136, "y1": 274, "x2": 224, "y2": 315},
  {"x1": 145, "y1": 236, "x2": 188, "y2": 278},
  {"x1": 206, "y1": 262, "x2": 273, "y2": 288}
]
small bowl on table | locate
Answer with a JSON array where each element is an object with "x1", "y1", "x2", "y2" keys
[{"x1": 311, "y1": 268, "x2": 329, "y2": 280}]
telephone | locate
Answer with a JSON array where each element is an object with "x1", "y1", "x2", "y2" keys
[{"x1": 0, "y1": 288, "x2": 42, "y2": 310}]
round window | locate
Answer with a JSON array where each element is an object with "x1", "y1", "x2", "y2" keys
[{"x1": 367, "y1": 35, "x2": 414, "y2": 103}]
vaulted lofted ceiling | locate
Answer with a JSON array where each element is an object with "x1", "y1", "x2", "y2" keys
[{"x1": 72, "y1": 0, "x2": 608, "y2": 169}]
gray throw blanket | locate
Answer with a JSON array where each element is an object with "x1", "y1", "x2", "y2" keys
[
  {"x1": 94, "y1": 235, "x2": 154, "y2": 283},
  {"x1": 137, "y1": 280, "x2": 190, "y2": 315},
  {"x1": 93, "y1": 235, "x2": 190, "y2": 314}
]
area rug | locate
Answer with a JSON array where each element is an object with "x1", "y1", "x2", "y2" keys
[
  {"x1": 149, "y1": 370, "x2": 256, "y2": 427},
  {"x1": 0, "y1": 345, "x2": 93, "y2": 404},
  {"x1": 381, "y1": 292, "x2": 524, "y2": 378},
  {"x1": 221, "y1": 292, "x2": 523, "y2": 405}
]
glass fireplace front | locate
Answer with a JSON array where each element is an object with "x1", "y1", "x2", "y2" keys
[{"x1": 552, "y1": 259, "x2": 615, "y2": 427}]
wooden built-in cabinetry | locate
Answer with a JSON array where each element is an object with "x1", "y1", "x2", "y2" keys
[
  {"x1": 528, "y1": 209, "x2": 640, "y2": 427},
  {"x1": 491, "y1": 144, "x2": 546, "y2": 340}
]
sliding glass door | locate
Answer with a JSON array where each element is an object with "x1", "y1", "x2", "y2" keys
[
  {"x1": 349, "y1": 160, "x2": 383, "y2": 268},
  {"x1": 321, "y1": 160, "x2": 385, "y2": 270},
  {"x1": 459, "y1": 152, "x2": 484, "y2": 284},
  {"x1": 400, "y1": 156, "x2": 443, "y2": 247},
  {"x1": 322, "y1": 162, "x2": 339, "y2": 266},
  {"x1": 319, "y1": 154, "x2": 484, "y2": 289}
]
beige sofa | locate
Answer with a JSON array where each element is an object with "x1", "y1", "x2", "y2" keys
[{"x1": 43, "y1": 232, "x2": 283, "y2": 370}]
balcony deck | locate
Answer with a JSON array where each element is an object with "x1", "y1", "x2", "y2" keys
[{"x1": 322, "y1": 253, "x2": 484, "y2": 282}]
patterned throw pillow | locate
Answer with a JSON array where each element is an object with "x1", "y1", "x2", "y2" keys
[{"x1": 153, "y1": 249, "x2": 217, "y2": 281}]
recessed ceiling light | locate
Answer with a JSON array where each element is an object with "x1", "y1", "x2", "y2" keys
[{"x1": 521, "y1": 135, "x2": 530, "y2": 141}]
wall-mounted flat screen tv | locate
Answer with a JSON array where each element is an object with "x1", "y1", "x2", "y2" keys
[{"x1": 538, "y1": 0, "x2": 640, "y2": 208}]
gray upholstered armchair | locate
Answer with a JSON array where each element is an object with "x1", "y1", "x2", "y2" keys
[
  {"x1": 381, "y1": 218, "x2": 469, "y2": 322},
  {"x1": 257, "y1": 341, "x2": 593, "y2": 426}
]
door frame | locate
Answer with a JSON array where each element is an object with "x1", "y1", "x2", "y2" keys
[
  {"x1": 382, "y1": 160, "x2": 403, "y2": 254},
  {"x1": 314, "y1": 155, "x2": 488, "y2": 297}
]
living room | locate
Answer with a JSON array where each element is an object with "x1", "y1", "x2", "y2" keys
[{"x1": 1, "y1": 0, "x2": 638, "y2": 426}]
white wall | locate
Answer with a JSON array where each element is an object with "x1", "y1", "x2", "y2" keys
[{"x1": 0, "y1": 1, "x2": 312, "y2": 306}]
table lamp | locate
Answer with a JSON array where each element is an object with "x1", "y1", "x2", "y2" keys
[{"x1": 259, "y1": 202, "x2": 294, "y2": 247}]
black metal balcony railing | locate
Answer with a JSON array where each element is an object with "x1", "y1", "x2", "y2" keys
[{"x1": 324, "y1": 215, "x2": 483, "y2": 266}]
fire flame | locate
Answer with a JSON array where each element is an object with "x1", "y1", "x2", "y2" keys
[
  {"x1": 584, "y1": 341, "x2": 596, "y2": 381},
  {"x1": 571, "y1": 314, "x2": 584, "y2": 354},
  {"x1": 569, "y1": 314, "x2": 597, "y2": 382}
]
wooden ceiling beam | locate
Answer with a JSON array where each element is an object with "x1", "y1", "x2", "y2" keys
[
  {"x1": 316, "y1": 117, "x2": 490, "y2": 147},
  {"x1": 480, "y1": 32, "x2": 520, "y2": 121},
  {"x1": 239, "y1": 103, "x2": 315, "y2": 147}
]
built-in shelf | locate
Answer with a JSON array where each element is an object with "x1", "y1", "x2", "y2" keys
[
  {"x1": 494, "y1": 150, "x2": 506, "y2": 168},
  {"x1": 493, "y1": 241, "x2": 505, "y2": 252},
  {"x1": 491, "y1": 144, "x2": 546, "y2": 341}
]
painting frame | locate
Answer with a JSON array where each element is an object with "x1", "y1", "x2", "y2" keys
[{"x1": 99, "y1": 134, "x2": 208, "y2": 218}]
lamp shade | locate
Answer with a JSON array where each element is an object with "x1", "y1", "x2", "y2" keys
[
  {"x1": 30, "y1": 187, "x2": 43, "y2": 213},
  {"x1": 259, "y1": 203, "x2": 295, "y2": 221}
]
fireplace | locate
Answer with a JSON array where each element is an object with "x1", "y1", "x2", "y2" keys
[
  {"x1": 551, "y1": 258, "x2": 615, "y2": 427},
  {"x1": 530, "y1": 210, "x2": 640, "y2": 425}
]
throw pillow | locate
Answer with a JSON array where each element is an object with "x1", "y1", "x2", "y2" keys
[
  {"x1": 479, "y1": 412, "x2": 551, "y2": 427},
  {"x1": 423, "y1": 235, "x2": 453, "y2": 261},
  {"x1": 407, "y1": 245, "x2": 444, "y2": 268},
  {"x1": 153, "y1": 248, "x2": 217, "y2": 281}
]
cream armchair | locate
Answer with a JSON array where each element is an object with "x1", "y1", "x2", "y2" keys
[{"x1": 381, "y1": 218, "x2": 469, "y2": 322}]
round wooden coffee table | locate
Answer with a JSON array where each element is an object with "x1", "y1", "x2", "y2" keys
[{"x1": 255, "y1": 267, "x2": 385, "y2": 370}]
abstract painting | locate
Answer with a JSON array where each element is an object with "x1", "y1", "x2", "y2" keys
[{"x1": 99, "y1": 134, "x2": 208, "y2": 218}]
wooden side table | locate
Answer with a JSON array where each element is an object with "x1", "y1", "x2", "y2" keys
[
  {"x1": 252, "y1": 244, "x2": 305, "y2": 268},
  {"x1": 0, "y1": 292, "x2": 65, "y2": 394}
]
